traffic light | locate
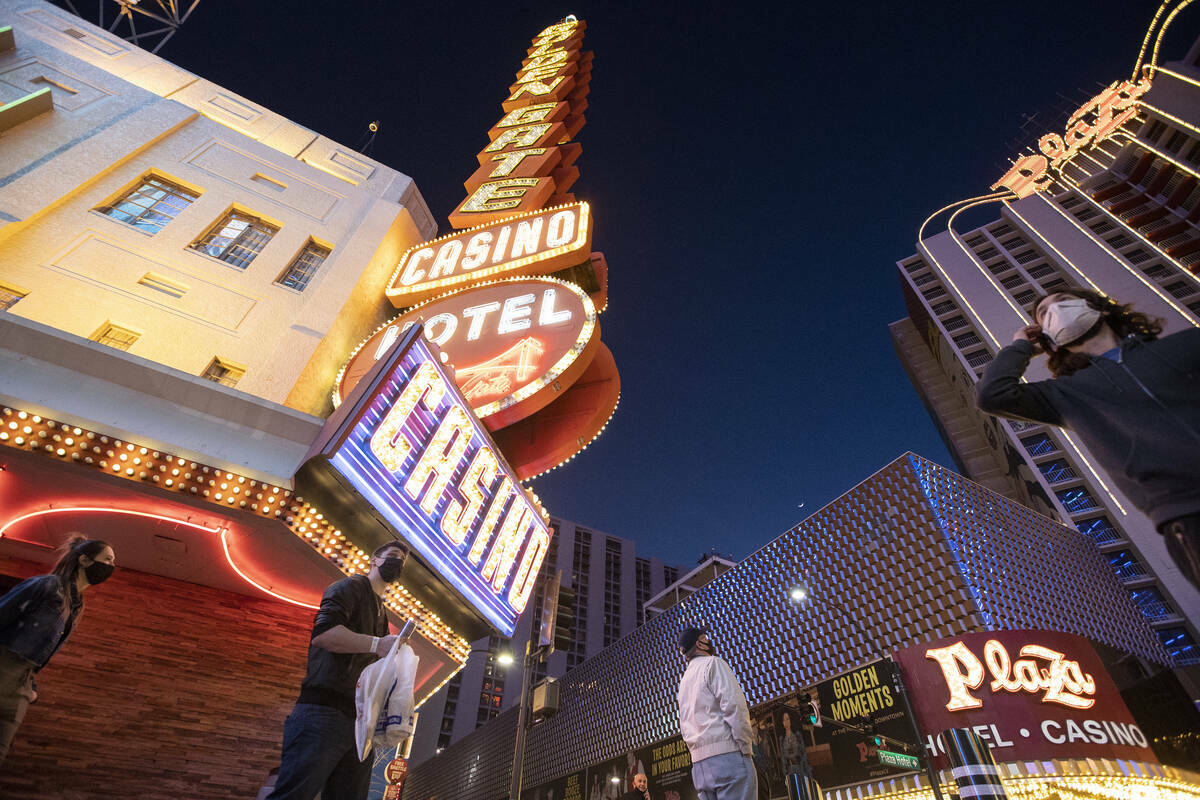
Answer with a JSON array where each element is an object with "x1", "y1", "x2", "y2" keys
[
  {"x1": 553, "y1": 585, "x2": 577, "y2": 653},
  {"x1": 862, "y1": 716, "x2": 882, "y2": 748},
  {"x1": 799, "y1": 692, "x2": 822, "y2": 728}
]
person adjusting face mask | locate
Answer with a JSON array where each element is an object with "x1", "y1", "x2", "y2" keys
[
  {"x1": 977, "y1": 287, "x2": 1200, "y2": 593},
  {"x1": 1040, "y1": 298, "x2": 1102, "y2": 349}
]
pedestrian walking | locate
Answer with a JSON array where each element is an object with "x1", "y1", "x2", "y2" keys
[
  {"x1": 977, "y1": 287, "x2": 1200, "y2": 588},
  {"x1": 266, "y1": 541, "x2": 410, "y2": 800},
  {"x1": 676, "y1": 627, "x2": 758, "y2": 800},
  {"x1": 0, "y1": 534, "x2": 116, "y2": 763}
]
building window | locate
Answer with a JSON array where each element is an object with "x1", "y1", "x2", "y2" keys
[
  {"x1": 1076, "y1": 516, "x2": 1122, "y2": 545},
  {"x1": 190, "y1": 210, "x2": 278, "y2": 268},
  {"x1": 1037, "y1": 459, "x2": 1078, "y2": 484},
  {"x1": 0, "y1": 284, "x2": 26, "y2": 310},
  {"x1": 201, "y1": 357, "x2": 245, "y2": 387},
  {"x1": 96, "y1": 175, "x2": 198, "y2": 235},
  {"x1": 1129, "y1": 586, "x2": 1176, "y2": 621},
  {"x1": 1106, "y1": 550, "x2": 1148, "y2": 581},
  {"x1": 1056, "y1": 487, "x2": 1101, "y2": 514},
  {"x1": 277, "y1": 240, "x2": 332, "y2": 291},
  {"x1": 90, "y1": 323, "x2": 139, "y2": 351},
  {"x1": 1019, "y1": 433, "x2": 1057, "y2": 457},
  {"x1": 1157, "y1": 627, "x2": 1200, "y2": 665}
]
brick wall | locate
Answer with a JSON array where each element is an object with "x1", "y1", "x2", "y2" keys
[{"x1": 0, "y1": 554, "x2": 314, "y2": 799}]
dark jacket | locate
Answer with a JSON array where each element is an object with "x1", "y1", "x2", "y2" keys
[
  {"x1": 977, "y1": 329, "x2": 1200, "y2": 526},
  {"x1": 0, "y1": 574, "x2": 81, "y2": 670},
  {"x1": 297, "y1": 575, "x2": 388, "y2": 718}
]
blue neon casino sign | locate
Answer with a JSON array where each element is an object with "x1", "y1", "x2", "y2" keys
[{"x1": 300, "y1": 326, "x2": 551, "y2": 637}]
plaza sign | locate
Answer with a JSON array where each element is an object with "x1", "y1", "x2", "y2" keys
[
  {"x1": 992, "y1": 77, "x2": 1151, "y2": 198},
  {"x1": 893, "y1": 630, "x2": 1155, "y2": 769},
  {"x1": 299, "y1": 325, "x2": 551, "y2": 639},
  {"x1": 386, "y1": 203, "x2": 592, "y2": 307}
]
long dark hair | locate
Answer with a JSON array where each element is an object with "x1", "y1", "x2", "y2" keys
[
  {"x1": 51, "y1": 534, "x2": 110, "y2": 608},
  {"x1": 1032, "y1": 288, "x2": 1164, "y2": 377}
]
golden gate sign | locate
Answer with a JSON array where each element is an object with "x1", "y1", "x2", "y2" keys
[
  {"x1": 992, "y1": 77, "x2": 1152, "y2": 198},
  {"x1": 448, "y1": 19, "x2": 591, "y2": 228}
]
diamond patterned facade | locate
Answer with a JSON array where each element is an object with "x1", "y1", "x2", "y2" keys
[{"x1": 405, "y1": 454, "x2": 1169, "y2": 800}]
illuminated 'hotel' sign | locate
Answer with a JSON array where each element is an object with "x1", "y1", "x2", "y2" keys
[
  {"x1": 301, "y1": 326, "x2": 550, "y2": 637},
  {"x1": 992, "y1": 77, "x2": 1151, "y2": 198}
]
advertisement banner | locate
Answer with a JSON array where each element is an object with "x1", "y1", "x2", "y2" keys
[
  {"x1": 750, "y1": 660, "x2": 915, "y2": 796},
  {"x1": 893, "y1": 629, "x2": 1156, "y2": 768}
]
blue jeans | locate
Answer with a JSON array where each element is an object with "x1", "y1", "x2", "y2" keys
[
  {"x1": 266, "y1": 702, "x2": 371, "y2": 800},
  {"x1": 692, "y1": 752, "x2": 758, "y2": 800}
]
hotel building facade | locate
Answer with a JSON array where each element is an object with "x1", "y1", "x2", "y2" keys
[
  {"x1": 0, "y1": 2, "x2": 465, "y2": 796},
  {"x1": 407, "y1": 454, "x2": 1195, "y2": 800},
  {"x1": 890, "y1": 34, "x2": 1200, "y2": 683}
]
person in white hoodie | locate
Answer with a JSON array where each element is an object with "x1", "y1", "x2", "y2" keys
[{"x1": 676, "y1": 627, "x2": 757, "y2": 800}]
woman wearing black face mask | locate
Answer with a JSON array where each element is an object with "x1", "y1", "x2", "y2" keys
[{"x1": 0, "y1": 534, "x2": 115, "y2": 763}]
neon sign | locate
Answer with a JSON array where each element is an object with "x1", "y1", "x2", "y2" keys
[
  {"x1": 992, "y1": 77, "x2": 1151, "y2": 198},
  {"x1": 925, "y1": 638, "x2": 1097, "y2": 711},
  {"x1": 302, "y1": 326, "x2": 551, "y2": 637},
  {"x1": 448, "y1": 19, "x2": 591, "y2": 228},
  {"x1": 336, "y1": 277, "x2": 598, "y2": 427},
  {"x1": 386, "y1": 203, "x2": 592, "y2": 307}
]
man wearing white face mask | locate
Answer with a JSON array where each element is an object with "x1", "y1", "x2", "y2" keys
[{"x1": 977, "y1": 288, "x2": 1200, "y2": 590}]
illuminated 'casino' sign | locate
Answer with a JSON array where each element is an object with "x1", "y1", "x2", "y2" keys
[
  {"x1": 336, "y1": 277, "x2": 599, "y2": 431},
  {"x1": 299, "y1": 326, "x2": 550, "y2": 638},
  {"x1": 386, "y1": 203, "x2": 592, "y2": 307},
  {"x1": 992, "y1": 77, "x2": 1151, "y2": 198}
]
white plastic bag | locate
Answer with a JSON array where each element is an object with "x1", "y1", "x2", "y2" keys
[{"x1": 355, "y1": 638, "x2": 419, "y2": 760}]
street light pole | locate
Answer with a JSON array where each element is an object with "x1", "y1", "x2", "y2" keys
[
  {"x1": 509, "y1": 640, "x2": 538, "y2": 800},
  {"x1": 791, "y1": 587, "x2": 947, "y2": 800}
]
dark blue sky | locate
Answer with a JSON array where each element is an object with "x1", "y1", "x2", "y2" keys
[{"x1": 161, "y1": 1, "x2": 1194, "y2": 564}]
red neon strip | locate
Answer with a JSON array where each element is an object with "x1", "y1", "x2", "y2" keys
[{"x1": 0, "y1": 507, "x2": 318, "y2": 609}]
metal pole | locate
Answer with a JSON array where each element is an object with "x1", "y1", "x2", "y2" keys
[
  {"x1": 889, "y1": 663, "x2": 946, "y2": 800},
  {"x1": 508, "y1": 642, "x2": 537, "y2": 800}
]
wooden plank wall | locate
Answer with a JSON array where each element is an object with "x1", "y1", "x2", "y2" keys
[{"x1": 0, "y1": 553, "x2": 314, "y2": 799}]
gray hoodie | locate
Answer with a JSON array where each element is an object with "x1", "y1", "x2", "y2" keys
[{"x1": 976, "y1": 328, "x2": 1200, "y2": 527}]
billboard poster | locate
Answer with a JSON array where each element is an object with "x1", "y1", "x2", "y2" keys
[
  {"x1": 750, "y1": 660, "x2": 914, "y2": 796},
  {"x1": 525, "y1": 769, "x2": 585, "y2": 800},
  {"x1": 893, "y1": 629, "x2": 1156, "y2": 768}
]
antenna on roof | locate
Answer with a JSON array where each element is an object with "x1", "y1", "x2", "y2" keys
[{"x1": 55, "y1": 0, "x2": 203, "y2": 53}]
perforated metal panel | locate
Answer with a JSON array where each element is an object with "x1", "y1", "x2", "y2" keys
[{"x1": 404, "y1": 454, "x2": 1168, "y2": 800}]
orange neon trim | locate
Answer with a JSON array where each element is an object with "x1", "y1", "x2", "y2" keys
[{"x1": 0, "y1": 507, "x2": 318, "y2": 609}]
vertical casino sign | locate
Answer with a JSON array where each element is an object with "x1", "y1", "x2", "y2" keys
[
  {"x1": 300, "y1": 326, "x2": 552, "y2": 640},
  {"x1": 339, "y1": 16, "x2": 619, "y2": 482}
]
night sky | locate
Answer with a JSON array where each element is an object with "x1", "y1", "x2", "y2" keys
[{"x1": 157, "y1": 1, "x2": 1192, "y2": 565}]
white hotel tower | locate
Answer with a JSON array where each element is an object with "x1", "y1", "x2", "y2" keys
[{"x1": 890, "y1": 34, "x2": 1200, "y2": 692}]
